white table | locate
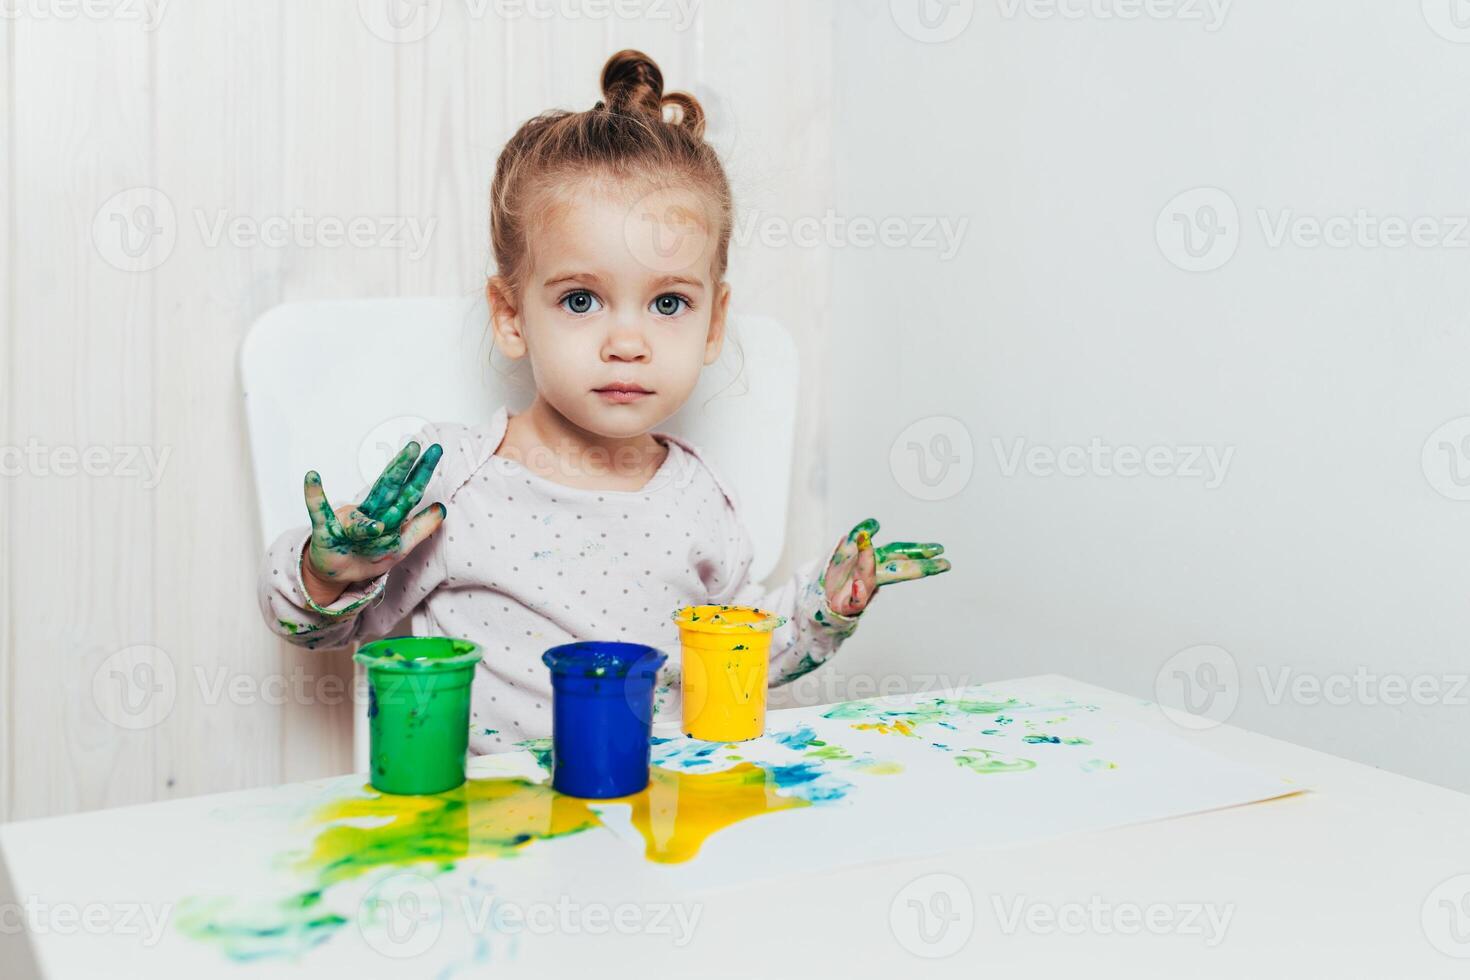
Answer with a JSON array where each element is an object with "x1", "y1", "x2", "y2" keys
[{"x1": 3, "y1": 674, "x2": 1468, "y2": 978}]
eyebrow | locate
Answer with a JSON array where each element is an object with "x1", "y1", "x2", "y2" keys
[{"x1": 543, "y1": 271, "x2": 706, "y2": 290}]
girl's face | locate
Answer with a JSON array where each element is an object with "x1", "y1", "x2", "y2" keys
[{"x1": 491, "y1": 178, "x2": 730, "y2": 441}]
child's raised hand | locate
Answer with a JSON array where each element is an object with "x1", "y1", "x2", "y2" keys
[
  {"x1": 820, "y1": 518, "x2": 950, "y2": 617},
  {"x1": 300, "y1": 441, "x2": 446, "y2": 594}
]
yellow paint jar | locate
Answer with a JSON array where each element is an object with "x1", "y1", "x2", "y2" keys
[{"x1": 673, "y1": 604, "x2": 786, "y2": 742}]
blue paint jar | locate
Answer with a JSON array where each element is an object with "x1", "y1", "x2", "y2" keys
[{"x1": 541, "y1": 641, "x2": 668, "y2": 799}]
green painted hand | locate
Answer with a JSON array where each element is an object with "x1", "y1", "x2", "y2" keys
[
  {"x1": 301, "y1": 441, "x2": 446, "y2": 593},
  {"x1": 820, "y1": 517, "x2": 950, "y2": 617}
]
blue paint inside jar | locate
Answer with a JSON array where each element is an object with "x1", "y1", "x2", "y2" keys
[{"x1": 541, "y1": 641, "x2": 667, "y2": 799}]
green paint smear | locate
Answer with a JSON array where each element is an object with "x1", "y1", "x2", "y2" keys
[
  {"x1": 805, "y1": 743, "x2": 852, "y2": 761},
  {"x1": 518, "y1": 737, "x2": 553, "y2": 772},
  {"x1": 175, "y1": 890, "x2": 346, "y2": 964},
  {"x1": 1022, "y1": 734, "x2": 1092, "y2": 746},
  {"x1": 954, "y1": 749, "x2": 1037, "y2": 775},
  {"x1": 822, "y1": 697, "x2": 1022, "y2": 728},
  {"x1": 180, "y1": 775, "x2": 602, "y2": 961}
]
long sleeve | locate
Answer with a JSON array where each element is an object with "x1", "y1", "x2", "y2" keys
[
  {"x1": 256, "y1": 425, "x2": 457, "y2": 651},
  {"x1": 706, "y1": 512, "x2": 862, "y2": 686}
]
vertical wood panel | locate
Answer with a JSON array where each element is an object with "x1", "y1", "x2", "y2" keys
[
  {"x1": 151, "y1": 0, "x2": 286, "y2": 800},
  {"x1": 0, "y1": 13, "x2": 14, "y2": 820},
  {"x1": 10, "y1": 16, "x2": 157, "y2": 817},
  {"x1": 274, "y1": 3, "x2": 404, "y2": 782},
  {"x1": 394, "y1": 5, "x2": 507, "y2": 297}
]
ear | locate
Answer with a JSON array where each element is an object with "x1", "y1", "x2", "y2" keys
[
  {"x1": 703, "y1": 280, "x2": 731, "y2": 365},
  {"x1": 487, "y1": 276, "x2": 528, "y2": 359}
]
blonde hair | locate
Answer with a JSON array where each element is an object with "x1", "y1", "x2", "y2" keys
[{"x1": 488, "y1": 49, "x2": 733, "y2": 306}]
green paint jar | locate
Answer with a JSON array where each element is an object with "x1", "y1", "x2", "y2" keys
[{"x1": 353, "y1": 636, "x2": 483, "y2": 795}]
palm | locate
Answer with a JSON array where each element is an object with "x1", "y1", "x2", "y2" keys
[
  {"x1": 821, "y1": 517, "x2": 950, "y2": 617},
  {"x1": 303, "y1": 441, "x2": 445, "y2": 585}
]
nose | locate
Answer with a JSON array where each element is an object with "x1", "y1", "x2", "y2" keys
[{"x1": 601, "y1": 318, "x2": 651, "y2": 363}]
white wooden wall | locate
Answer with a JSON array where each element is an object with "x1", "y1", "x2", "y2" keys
[{"x1": 0, "y1": 1, "x2": 836, "y2": 821}]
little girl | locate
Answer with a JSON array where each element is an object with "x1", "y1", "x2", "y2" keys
[{"x1": 258, "y1": 50, "x2": 951, "y2": 753}]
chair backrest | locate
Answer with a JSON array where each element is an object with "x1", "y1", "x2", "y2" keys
[{"x1": 241, "y1": 296, "x2": 798, "y2": 582}]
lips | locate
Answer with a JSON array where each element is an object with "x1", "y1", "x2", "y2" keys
[{"x1": 594, "y1": 382, "x2": 653, "y2": 404}]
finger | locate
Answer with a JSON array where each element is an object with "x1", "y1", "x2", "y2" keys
[
  {"x1": 359, "y1": 441, "x2": 420, "y2": 518},
  {"x1": 377, "y1": 443, "x2": 443, "y2": 528},
  {"x1": 875, "y1": 541, "x2": 945, "y2": 562},
  {"x1": 846, "y1": 517, "x2": 880, "y2": 544},
  {"x1": 856, "y1": 529, "x2": 878, "y2": 584},
  {"x1": 303, "y1": 471, "x2": 347, "y2": 539},
  {"x1": 875, "y1": 556, "x2": 952, "y2": 587},
  {"x1": 338, "y1": 507, "x2": 387, "y2": 541},
  {"x1": 396, "y1": 502, "x2": 447, "y2": 556},
  {"x1": 828, "y1": 517, "x2": 878, "y2": 572}
]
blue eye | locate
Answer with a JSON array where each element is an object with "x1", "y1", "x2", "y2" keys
[
  {"x1": 560, "y1": 290, "x2": 601, "y2": 315},
  {"x1": 651, "y1": 293, "x2": 689, "y2": 316}
]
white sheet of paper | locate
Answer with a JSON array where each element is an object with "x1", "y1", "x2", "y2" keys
[{"x1": 0, "y1": 684, "x2": 1298, "y2": 975}]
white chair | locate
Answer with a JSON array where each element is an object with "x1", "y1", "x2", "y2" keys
[{"x1": 241, "y1": 295, "x2": 799, "y2": 772}]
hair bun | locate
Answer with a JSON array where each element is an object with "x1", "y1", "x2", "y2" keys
[
  {"x1": 599, "y1": 50, "x2": 708, "y2": 139},
  {"x1": 601, "y1": 49, "x2": 664, "y2": 118}
]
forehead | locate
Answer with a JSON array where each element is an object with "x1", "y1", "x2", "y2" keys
[{"x1": 530, "y1": 176, "x2": 719, "y2": 284}]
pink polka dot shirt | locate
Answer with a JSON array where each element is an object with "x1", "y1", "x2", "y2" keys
[{"x1": 258, "y1": 406, "x2": 862, "y2": 754}]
